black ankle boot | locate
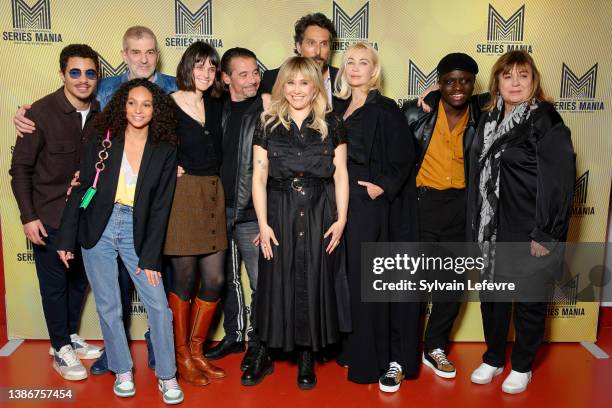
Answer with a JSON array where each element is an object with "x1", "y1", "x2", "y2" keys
[
  {"x1": 297, "y1": 350, "x2": 316, "y2": 390},
  {"x1": 241, "y1": 345, "x2": 273, "y2": 386}
]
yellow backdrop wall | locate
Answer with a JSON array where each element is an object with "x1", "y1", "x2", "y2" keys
[{"x1": 1, "y1": 0, "x2": 609, "y2": 342}]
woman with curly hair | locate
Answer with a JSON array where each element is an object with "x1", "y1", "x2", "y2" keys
[
  {"x1": 244, "y1": 56, "x2": 350, "y2": 389},
  {"x1": 163, "y1": 41, "x2": 227, "y2": 386},
  {"x1": 56, "y1": 78, "x2": 184, "y2": 404}
]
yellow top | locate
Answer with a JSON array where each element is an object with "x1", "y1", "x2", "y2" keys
[
  {"x1": 416, "y1": 100, "x2": 468, "y2": 189},
  {"x1": 114, "y1": 154, "x2": 137, "y2": 207}
]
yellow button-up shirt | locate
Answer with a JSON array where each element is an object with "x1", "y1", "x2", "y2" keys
[{"x1": 416, "y1": 101, "x2": 468, "y2": 190}]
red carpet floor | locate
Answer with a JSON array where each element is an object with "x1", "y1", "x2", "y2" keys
[{"x1": 1, "y1": 328, "x2": 611, "y2": 408}]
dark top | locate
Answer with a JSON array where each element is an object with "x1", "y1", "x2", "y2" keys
[
  {"x1": 335, "y1": 90, "x2": 413, "y2": 202},
  {"x1": 253, "y1": 113, "x2": 346, "y2": 180},
  {"x1": 174, "y1": 93, "x2": 223, "y2": 176},
  {"x1": 468, "y1": 102, "x2": 575, "y2": 246},
  {"x1": 10, "y1": 87, "x2": 100, "y2": 229},
  {"x1": 57, "y1": 135, "x2": 178, "y2": 271},
  {"x1": 342, "y1": 105, "x2": 368, "y2": 165},
  {"x1": 221, "y1": 98, "x2": 254, "y2": 207}
]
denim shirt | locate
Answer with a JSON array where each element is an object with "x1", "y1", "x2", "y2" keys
[{"x1": 96, "y1": 72, "x2": 178, "y2": 109}]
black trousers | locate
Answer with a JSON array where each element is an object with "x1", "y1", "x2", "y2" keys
[
  {"x1": 480, "y1": 301, "x2": 547, "y2": 372},
  {"x1": 343, "y1": 166, "x2": 420, "y2": 383},
  {"x1": 418, "y1": 187, "x2": 466, "y2": 352},
  {"x1": 222, "y1": 209, "x2": 260, "y2": 345},
  {"x1": 33, "y1": 225, "x2": 89, "y2": 351}
]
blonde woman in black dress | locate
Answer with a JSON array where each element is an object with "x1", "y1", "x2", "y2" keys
[{"x1": 244, "y1": 56, "x2": 350, "y2": 389}]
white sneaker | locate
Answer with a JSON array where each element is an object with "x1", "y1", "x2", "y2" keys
[
  {"x1": 158, "y1": 377, "x2": 184, "y2": 405},
  {"x1": 52, "y1": 344, "x2": 88, "y2": 381},
  {"x1": 70, "y1": 334, "x2": 103, "y2": 359},
  {"x1": 114, "y1": 371, "x2": 136, "y2": 398},
  {"x1": 48, "y1": 334, "x2": 103, "y2": 360},
  {"x1": 501, "y1": 370, "x2": 532, "y2": 394},
  {"x1": 471, "y1": 363, "x2": 503, "y2": 384}
]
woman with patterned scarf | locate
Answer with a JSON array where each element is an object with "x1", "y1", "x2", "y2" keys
[{"x1": 467, "y1": 51, "x2": 575, "y2": 394}]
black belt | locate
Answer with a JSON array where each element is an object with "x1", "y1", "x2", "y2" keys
[
  {"x1": 268, "y1": 177, "x2": 331, "y2": 192},
  {"x1": 417, "y1": 186, "x2": 465, "y2": 196}
]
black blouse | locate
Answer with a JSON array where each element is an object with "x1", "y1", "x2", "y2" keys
[
  {"x1": 174, "y1": 93, "x2": 223, "y2": 176},
  {"x1": 469, "y1": 102, "x2": 575, "y2": 244},
  {"x1": 253, "y1": 113, "x2": 346, "y2": 180}
]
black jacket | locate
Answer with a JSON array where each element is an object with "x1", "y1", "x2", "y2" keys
[
  {"x1": 57, "y1": 135, "x2": 178, "y2": 271},
  {"x1": 262, "y1": 66, "x2": 341, "y2": 111},
  {"x1": 338, "y1": 90, "x2": 413, "y2": 203},
  {"x1": 221, "y1": 96, "x2": 263, "y2": 225},
  {"x1": 467, "y1": 102, "x2": 575, "y2": 246},
  {"x1": 401, "y1": 91, "x2": 489, "y2": 183}
]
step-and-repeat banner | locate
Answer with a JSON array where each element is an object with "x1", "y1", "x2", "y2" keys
[{"x1": 1, "y1": 0, "x2": 609, "y2": 342}]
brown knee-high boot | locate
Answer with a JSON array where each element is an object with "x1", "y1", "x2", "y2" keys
[
  {"x1": 168, "y1": 292, "x2": 210, "y2": 386},
  {"x1": 190, "y1": 298, "x2": 226, "y2": 378}
]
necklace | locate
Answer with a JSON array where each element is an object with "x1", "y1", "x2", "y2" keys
[{"x1": 180, "y1": 92, "x2": 205, "y2": 126}]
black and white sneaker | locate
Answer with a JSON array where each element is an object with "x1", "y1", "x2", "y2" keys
[{"x1": 378, "y1": 362, "x2": 404, "y2": 393}]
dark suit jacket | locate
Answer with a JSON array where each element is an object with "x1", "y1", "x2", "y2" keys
[
  {"x1": 337, "y1": 90, "x2": 418, "y2": 241},
  {"x1": 9, "y1": 88, "x2": 100, "y2": 228},
  {"x1": 57, "y1": 134, "x2": 178, "y2": 271},
  {"x1": 261, "y1": 65, "x2": 340, "y2": 110}
]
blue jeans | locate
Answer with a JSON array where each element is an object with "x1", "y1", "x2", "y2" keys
[
  {"x1": 223, "y1": 208, "x2": 259, "y2": 344},
  {"x1": 82, "y1": 204, "x2": 176, "y2": 379}
]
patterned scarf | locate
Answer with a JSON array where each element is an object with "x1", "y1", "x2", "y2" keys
[{"x1": 477, "y1": 95, "x2": 537, "y2": 279}]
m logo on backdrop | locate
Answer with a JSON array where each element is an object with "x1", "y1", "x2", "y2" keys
[
  {"x1": 396, "y1": 61, "x2": 436, "y2": 105},
  {"x1": 572, "y1": 171, "x2": 595, "y2": 217},
  {"x1": 556, "y1": 64, "x2": 604, "y2": 113},
  {"x1": 165, "y1": 0, "x2": 223, "y2": 49},
  {"x1": 406, "y1": 61, "x2": 436, "y2": 97},
  {"x1": 175, "y1": 0, "x2": 212, "y2": 36},
  {"x1": 12, "y1": 0, "x2": 50, "y2": 30},
  {"x1": 98, "y1": 56, "x2": 128, "y2": 79},
  {"x1": 16, "y1": 238, "x2": 34, "y2": 263},
  {"x1": 256, "y1": 59, "x2": 267, "y2": 75},
  {"x1": 547, "y1": 276, "x2": 584, "y2": 318},
  {"x1": 487, "y1": 4, "x2": 524, "y2": 42},
  {"x1": 331, "y1": 1, "x2": 378, "y2": 51},
  {"x1": 476, "y1": 4, "x2": 531, "y2": 55},
  {"x1": 2, "y1": 0, "x2": 62, "y2": 44}
]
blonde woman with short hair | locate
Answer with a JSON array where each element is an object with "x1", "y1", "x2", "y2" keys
[
  {"x1": 334, "y1": 42, "x2": 420, "y2": 393},
  {"x1": 246, "y1": 56, "x2": 350, "y2": 389}
]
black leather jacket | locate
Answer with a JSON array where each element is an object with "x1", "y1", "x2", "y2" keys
[
  {"x1": 221, "y1": 96, "x2": 263, "y2": 226},
  {"x1": 400, "y1": 91, "x2": 489, "y2": 184}
]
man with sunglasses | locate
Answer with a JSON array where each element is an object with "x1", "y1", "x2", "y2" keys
[
  {"x1": 10, "y1": 44, "x2": 102, "y2": 381},
  {"x1": 12, "y1": 25, "x2": 177, "y2": 376}
]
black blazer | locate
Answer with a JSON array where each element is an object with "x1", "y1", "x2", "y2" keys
[
  {"x1": 337, "y1": 90, "x2": 414, "y2": 202},
  {"x1": 467, "y1": 102, "x2": 575, "y2": 245},
  {"x1": 57, "y1": 134, "x2": 178, "y2": 271},
  {"x1": 338, "y1": 90, "x2": 418, "y2": 242},
  {"x1": 261, "y1": 65, "x2": 341, "y2": 111}
]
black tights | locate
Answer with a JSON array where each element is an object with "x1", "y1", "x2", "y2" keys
[{"x1": 169, "y1": 251, "x2": 226, "y2": 302}]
